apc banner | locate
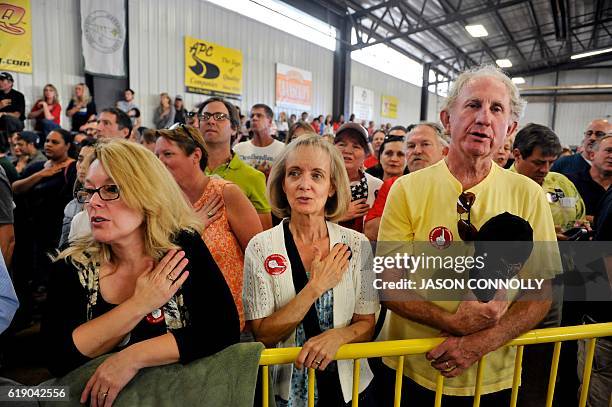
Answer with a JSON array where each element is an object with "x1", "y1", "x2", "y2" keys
[
  {"x1": 184, "y1": 36, "x2": 242, "y2": 100},
  {"x1": 275, "y1": 63, "x2": 312, "y2": 111},
  {"x1": 0, "y1": 0, "x2": 32, "y2": 74},
  {"x1": 381, "y1": 95, "x2": 398, "y2": 119}
]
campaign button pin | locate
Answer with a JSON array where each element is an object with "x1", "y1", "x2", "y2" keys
[{"x1": 265, "y1": 254, "x2": 287, "y2": 275}]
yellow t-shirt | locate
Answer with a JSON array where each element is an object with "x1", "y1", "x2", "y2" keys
[
  {"x1": 377, "y1": 159, "x2": 562, "y2": 396},
  {"x1": 509, "y1": 165, "x2": 586, "y2": 231}
]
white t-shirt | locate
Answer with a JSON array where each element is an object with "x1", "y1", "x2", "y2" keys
[{"x1": 233, "y1": 139, "x2": 285, "y2": 179}]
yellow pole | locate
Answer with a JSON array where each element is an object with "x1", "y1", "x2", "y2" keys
[
  {"x1": 394, "y1": 356, "x2": 404, "y2": 407},
  {"x1": 434, "y1": 373, "x2": 444, "y2": 407},
  {"x1": 578, "y1": 339, "x2": 596, "y2": 407},
  {"x1": 262, "y1": 366, "x2": 269, "y2": 407},
  {"x1": 308, "y1": 368, "x2": 315, "y2": 407},
  {"x1": 352, "y1": 359, "x2": 360, "y2": 407},
  {"x1": 545, "y1": 342, "x2": 562, "y2": 407},
  {"x1": 473, "y1": 357, "x2": 485, "y2": 407},
  {"x1": 510, "y1": 345, "x2": 524, "y2": 407}
]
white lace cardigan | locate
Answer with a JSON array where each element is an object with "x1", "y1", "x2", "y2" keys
[{"x1": 243, "y1": 220, "x2": 380, "y2": 403}]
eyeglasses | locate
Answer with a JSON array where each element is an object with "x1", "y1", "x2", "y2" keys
[
  {"x1": 457, "y1": 191, "x2": 478, "y2": 241},
  {"x1": 185, "y1": 111, "x2": 197, "y2": 118},
  {"x1": 198, "y1": 112, "x2": 229, "y2": 122},
  {"x1": 76, "y1": 184, "x2": 120, "y2": 204},
  {"x1": 585, "y1": 130, "x2": 607, "y2": 138}
]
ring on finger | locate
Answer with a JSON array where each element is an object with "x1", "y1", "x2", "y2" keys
[
  {"x1": 207, "y1": 211, "x2": 215, "y2": 218},
  {"x1": 166, "y1": 274, "x2": 175, "y2": 282}
]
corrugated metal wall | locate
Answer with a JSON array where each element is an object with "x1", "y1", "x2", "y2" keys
[
  {"x1": 15, "y1": 0, "x2": 83, "y2": 129},
  {"x1": 520, "y1": 68, "x2": 612, "y2": 146},
  {"x1": 128, "y1": 0, "x2": 334, "y2": 127},
  {"x1": 351, "y1": 61, "x2": 445, "y2": 127}
]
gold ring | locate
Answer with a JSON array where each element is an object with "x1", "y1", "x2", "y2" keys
[
  {"x1": 314, "y1": 360, "x2": 322, "y2": 365},
  {"x1": 166, "y1": 274, "x2": 174, "y2": 282},
  {"x1": 207, "y1": 211, "x2": 214, "y2": 218}
]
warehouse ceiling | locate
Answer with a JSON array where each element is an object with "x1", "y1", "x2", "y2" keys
[{"x1": 292, "y1": 0, "x2": 612, "y2": 80}]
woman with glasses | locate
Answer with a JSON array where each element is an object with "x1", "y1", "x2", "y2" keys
[
  {"x1": 244, "y1": 134, "x2": 378, "y2": 406},
  {"x1": 366, "y1": 135, "x2": 408, "y2": 181},
  {"x1": 155, "y1": 124, "x2": 262, "y2": 331},
  {"x1": 42, "y1": 139, "x2": 240, "y2": 405}
]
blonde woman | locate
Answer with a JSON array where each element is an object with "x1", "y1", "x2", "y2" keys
[
  {"x1": 244, "y1": 134, "x2": 379, "y2": 406},
  {"x1": 153, "y1": 92, "x2": 176, "y2": 129},
  {"x1": 42, "y1": 139, "x2": 239, "y2": 405},
  {"x1": 66, "y1": 83, "x2": 97, "y2": 132},
  {"x1": 27, "y1": 83, "x2": 62, "y2": 135}
]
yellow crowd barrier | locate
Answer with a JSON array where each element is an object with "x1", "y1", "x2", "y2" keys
[{"x1": 258, "y1": 323, "x2": 612, "y2": 407}]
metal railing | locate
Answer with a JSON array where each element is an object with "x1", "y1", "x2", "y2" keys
[{"x1": 258, "y1": 323, "x2": 612, "y2": 407}]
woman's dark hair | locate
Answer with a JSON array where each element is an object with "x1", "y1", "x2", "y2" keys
[
  {"x1": 49, "y1": 128, "x2": 76, "y2": 158},
  {"x1": 378, "y1": 135, "x2": 405, "y2": 161},
  {"x1": 128, "y1": 107, "x2": 141, "y2": 118}
]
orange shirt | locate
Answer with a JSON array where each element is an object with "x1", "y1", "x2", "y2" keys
[{"x1": 193, "y1": 178, "x2": 245, "y2": 330}]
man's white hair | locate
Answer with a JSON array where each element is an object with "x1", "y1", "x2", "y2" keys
[{"x1": 441, "y1": 65, "x2": 526, "y2": 122}]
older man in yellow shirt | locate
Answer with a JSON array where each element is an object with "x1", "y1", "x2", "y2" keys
[{"x1": 376, "y1": 66, "x2": 562, "y2": 405}]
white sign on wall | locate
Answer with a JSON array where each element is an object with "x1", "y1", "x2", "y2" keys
[
  {"x1": 81, "y1": 0, "x2": 126, "y2": 76},
  {"x1": 352, "y1": 86, "x2": 374, "y2": 121}
]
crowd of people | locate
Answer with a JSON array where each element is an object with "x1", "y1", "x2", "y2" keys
[{"x1": 0, "y1": 64, "x2": 610, "y2": 407}]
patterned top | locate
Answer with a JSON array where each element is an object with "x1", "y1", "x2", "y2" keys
[
  {"x1": 75, "y1": 252, "x2": 187, "y2": 331},
  {"x1": 193, "y1": 177, "x2": 245, "y2": 330},
  {"x1": 277, "y1": 290, "x2": 335, "y2": 407}
]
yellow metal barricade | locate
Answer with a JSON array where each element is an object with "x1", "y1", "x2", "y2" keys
[{"x1": 258, "y1": 323, "x2": 612, "y2": 407}]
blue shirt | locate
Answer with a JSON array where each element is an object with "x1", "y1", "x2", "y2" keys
[{"x1": 0, "y1": 252, "x2": 18, "y2": 333}]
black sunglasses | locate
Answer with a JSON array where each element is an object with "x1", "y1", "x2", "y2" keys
[{"x1": 457, "y1": 192, "x2": 478, "y2": 241}]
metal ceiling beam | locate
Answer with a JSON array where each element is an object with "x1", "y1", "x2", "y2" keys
[
  {"x1": 489, "y1": 3, "x2": 529, "y2": 68},
  {"x1": 351, "y1": 19, "x2": 460, "y2": 76},
  {"x1": 435, "y1": 17, "x2": 612, "y2": 63},
  {"x1": 396, "y1": 0, "x2": 480, "y2": 67},
  {"x1": 590, "y1": 0, "x2": 605, "y2": 49},
  {"x1": 507, "y1": 52, "x2": 612, "y2": 77},
  {"x1": 351, "y1": 0, "x2": 399, "y2": 18},
  {"x1": 350, "y1": 0, "x2": 528, "y2": 50},
  {"x1": 345, "y1": 0, "x2": 461, "y2": 76},
  {"x1": 435, "y1": 0, "x2": 500, "y2": 69}
]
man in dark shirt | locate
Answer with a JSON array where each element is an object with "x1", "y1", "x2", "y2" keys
[
  {"x1": 567, "y1": 135, "x2": 612, "y2": 220},
  {"x1": 575, "y1": 177, "x2": 612, "y2": 407},
  {"x1": 552, "y1": 119, "x2": 611, "y2": 176},
  {"x1": 0, "y1": 72, "x2": 25, "y2": 122}
]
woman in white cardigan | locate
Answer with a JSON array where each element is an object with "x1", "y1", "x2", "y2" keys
[{"x1": 243, "y1": 133, "x2": 379, "y2": 406}]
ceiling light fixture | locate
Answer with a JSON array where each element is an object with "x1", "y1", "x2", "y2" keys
[
  {"x1": 465, "y1": 24, "x2": 488, "y2": 37},
  {"x1": 496, "y1": 59, "x2": 513, "y2": 68},
  {"x1": 571, "y1": 47, "x2": 612, "y2": 60},
  {"x1": 512, "y1": 77, "x2": 525, "y2": 84}
]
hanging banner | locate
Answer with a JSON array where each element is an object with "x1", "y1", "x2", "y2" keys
[
  {"x1": 0, "y1": 0, "x2": 32, "y2": 73},
  {"x1": 275, "y1": 63, "x2": 312, "y2": 111},
  {"x1": 80, "y1": 0, "x2": 126, "y2": 76},
  {"x1": 184, "y1": 36, "x2": 243, "y2": 100},
  {"x1": 381, "y1": 95, "x2": 398, "y2": 119},
  {"x1": 352, "y1": 86, "x2": 374, "y2": 121}
]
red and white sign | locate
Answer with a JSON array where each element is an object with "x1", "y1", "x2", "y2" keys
[
  {"x1": 276, "y1": 63, "x2": 312, "y2": 111},
  {"x1": 265, "y1": 254, "x2": 288, "y2": 275},
  {"x1": 429, "y1": 226, "x2": 453, "y2": 250}
]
